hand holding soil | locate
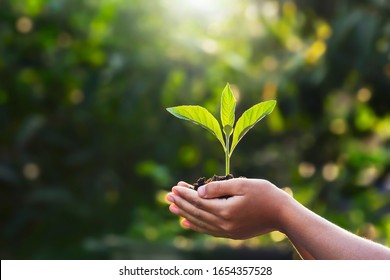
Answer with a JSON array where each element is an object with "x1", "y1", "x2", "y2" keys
[
  {"x1": 166, "y1": 178, "x2": 390, "y2": 260},
  {"x1": 167, "y1": 177, "x2": 290, "y2": 240}
]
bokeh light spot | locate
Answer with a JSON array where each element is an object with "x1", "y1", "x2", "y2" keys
[
  {"x1": 201, "y1": 39, "x2": 219, "y2": 55},
  {"x1": 16, "y1": 17, "x2": 33, "y2": 33},
  {"x1": 262, "y1": 82, "x2": 277, "y2": 100},
  {"x1": 144, "y1": 226, "x2": 158, "y2": 241},
  {"x1": 322, "y1": 163, "x2": 339, "y2": 182},
  {"x1": 270, "y1": 231, "x2": 286, "y2": 242},
  {"x1": 156, "y1": 190, "x2": 170, "y2": 205},
  {"x1": 305, "y1": 40, "x2": 326, "y2": 64},
  {"x1": 261, "y1": 1, "x2": 278, "y2": 18},
  {"x1": 23, "y1": 162, "x2": 40, "y2": 180},
  {"x1": 330, "y1": 118, "x2": 347, "y2": 135},
  {"x1": 316, "y1": 22, "x2": 332, "y2": 40},
  {"x1": 282, "y1": 186, "x2": 294, "y2": 197},
  {"x1": 358, "y1": 223, "x2": 378, "y2": 240},
  {"x1": 227, "y1": 239, "x2": 245, "y2": 248},
  {"x1": 298, "y1": 162, "x2": 315, "y2": 178},
  {"x1": 173, "y1": 235, "x2": 194, "y2": 250},
  {"x1": 357, "y1": 166, "x2": 380, "y2": 186},
  {"x1": 357, "y1": 87, "x2": 372, "y2": 102}
]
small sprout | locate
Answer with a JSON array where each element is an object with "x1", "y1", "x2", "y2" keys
[{"x1": 167, "y1": 83, "x2": 276, "y2": 175}]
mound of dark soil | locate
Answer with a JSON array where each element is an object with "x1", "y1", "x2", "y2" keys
[
  {"x1": 192, "y1": 174, "x2": 234, "y2": 190},
  {"x1": 190, "y1": 174, "x2": 235, "y2": 200}
]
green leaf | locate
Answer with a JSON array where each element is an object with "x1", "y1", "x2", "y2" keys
[
  {"x1": 166, "y1": 105, "x2": 225, "y2": 149},
  {"x1": 220, "y1": 83, "x2": 236, "y2": 136},
  {"x1": 230, "y1": 100, "x2": 276, "y2": 156}
]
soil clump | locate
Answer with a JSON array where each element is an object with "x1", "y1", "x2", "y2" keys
[{"x1": 192, "y1": 174, "x2": 234, "y2": 190}]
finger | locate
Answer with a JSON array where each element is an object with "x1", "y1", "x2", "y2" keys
[
  {"x1": 168, "y1": 190, "x2": 224, "y2": 233},
  {"x1": 181, "y1": 219, "x2": 225, "y2": 238},
  {"x1": 181, "y1": 212, "x2": 220, "y2": 234},
  {"x1": 170, "y1": 190, "x2": 220, "y2": 224},
  {"x1": 177, "y1": 181, "x2": 193, "y2": 188},
  {"x1": 168, "y1": 187, "x2": 226, "y2": 235},
  {"x1": 169, "y1": 200, "x2": 220, "y2": 234},
  {"x1": 172, "y1": 186, "x2": 205, "y2": 208},
  {"x1": 166, "y1": 192, "x2": 175, "y2": 204},
  {"x1": 172, "y1": 186, "x2": 220, "y2": 211},
  {"x1": 198, "y1": 178, "x2": 245, "y2": 199},
  {"x1": 173, "y1": 185, "x2": 238, "y2": 215}
]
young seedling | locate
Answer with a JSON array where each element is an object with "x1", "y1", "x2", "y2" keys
[{"x1": 167, "y1": 83, "x2": 276, "y2": 176}]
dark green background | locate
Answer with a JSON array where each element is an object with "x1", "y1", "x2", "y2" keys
[{"x1": 1, "y1": 0, "x2": 389, "y2": 259}]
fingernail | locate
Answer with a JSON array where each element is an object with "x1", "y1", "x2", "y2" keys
[
  {"x1": 181, "y1": 219, "x2": 190, "y2": 228},
  {"x1": 166, "y1": 194, "x2": 175, "y2": 203},
  {"x1": 169, "y1": 204, "x2": 179, "y2": 214},
  {"x1": 198, "y1": 186, "x2": 206, "y2": 197}
]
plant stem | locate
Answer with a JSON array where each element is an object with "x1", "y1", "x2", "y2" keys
[{"x1": 225, "y1": 133, "x2": 230, "y2": 175}]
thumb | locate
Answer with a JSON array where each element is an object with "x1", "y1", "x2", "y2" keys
[{"x1": 198, "y1": 179, "x2": 243, "y2": 198}]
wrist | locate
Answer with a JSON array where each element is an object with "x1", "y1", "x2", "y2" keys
[{"x1": 274, "y1": 189, "x2": 299, "y2": 235}]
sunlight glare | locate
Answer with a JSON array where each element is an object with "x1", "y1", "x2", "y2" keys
[
  {"x1": 162, "y1": 0, "x2": 233, "y2": 22},
  {"x1": 181, "y1": 0, "x2": 221, "y2": 14}
]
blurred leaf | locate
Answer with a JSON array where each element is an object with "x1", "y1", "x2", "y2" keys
[{"x1": 136, "y1": 160, "x2": 171, "y2": 188}]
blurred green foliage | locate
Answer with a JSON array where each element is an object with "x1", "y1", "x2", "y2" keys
[{"x1": 1, "y1": 0, "x2": 389, "y2": 259}]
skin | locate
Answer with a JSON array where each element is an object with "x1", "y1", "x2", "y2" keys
[{"x1": 166, "y1": 178, "x2": 390, "y2": 260}]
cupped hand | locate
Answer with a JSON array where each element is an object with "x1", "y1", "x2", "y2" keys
[{"x1": 166, "y1": 178, "x2": 291, "y2": 240}]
